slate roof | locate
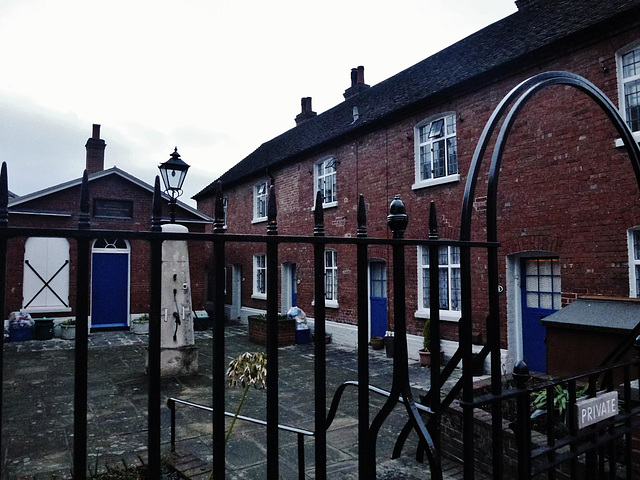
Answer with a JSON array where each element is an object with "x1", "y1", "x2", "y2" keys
[{"x1": 194, "y1": 0, "x2": 640, "y2": 200}]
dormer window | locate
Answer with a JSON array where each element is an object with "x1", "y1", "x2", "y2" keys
[{"x1": 412, "y1": 113, "x2": 459, "y2": 190}]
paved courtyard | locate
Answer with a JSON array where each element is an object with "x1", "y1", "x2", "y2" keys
[{"x1": 1, "y1": 321, "x2": 477, "y2": 479}]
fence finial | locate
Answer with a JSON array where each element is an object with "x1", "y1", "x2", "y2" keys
[
  {"x1": 151, "y1": 176, "x2": 162, "y2": 232},
  {"x1": 267, "y1": 185, "x2": 278, "y2": 235},
  {"x1": 357, "y1": 194, "x2": 367, "y2": 237},
  {"x1": 512, "y1": 360, "x2": 531, "y2": 389},
  {"x1": 78, "y1": 170, "x2": 90, "y2": 230},
  {"x1": 0, "y1": 162, "x2": 8, "y2": 228},
  {"x1": 213, "y1": 181, "x2": 225, "y2": 233},
  {"x1": 314, "y1": 190, "x2": 324, "y2": 236},
  {"x1": 387, "y1": 194, "x2": 408, "y2": 239}
]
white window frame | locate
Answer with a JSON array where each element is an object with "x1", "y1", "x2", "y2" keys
[
  {"x1": 252, "y1": 181, "x2": 268, "y2": 223},
  {"x1": 325, "y1": 249, "x2": 338, "y2": 308},
  {"x1": 252, "y1": 254, "x2": 267, "y2": 299},
  {"x1": 314, "y1": 157, "x2": 338, "y2": 208},
  {"x1": 412, "y1": 113, "x2": 460, "y2": 190},
  {"x1": 617, "y1": 42, "x2": 640, "y2": 137},
  {"x1": 628, "y1": 228, "x2": 640, "y2": 298},
  {"x1": 416, "y1": 245, "x2": 461, "y2": 321},
  {"x1": 223, "y1": 197, "x2": 228, "y2": 228}
]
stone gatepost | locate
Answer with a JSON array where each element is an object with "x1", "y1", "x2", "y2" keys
[{"x1": 159, "y1": 223, "x2": 197, "y2": 376}]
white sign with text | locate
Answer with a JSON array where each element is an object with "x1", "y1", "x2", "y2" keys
[{"x1": 575, "y1": 391, "x2": 618, "y2": 429}]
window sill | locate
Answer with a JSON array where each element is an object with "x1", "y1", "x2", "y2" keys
[
  {"x1": 312, "y1": 201, "x2": 338, "y2": 211},
  {"x1": 412, "y1": 174, "x2": 460, "y2": 191},
  {"x1": 251, "y1": 217, "x2": 267, "y2": 224},
  {"x1": 415, "y1": 309, "x2": 461, "y2": 322},
  {"x1": 614, "y1": 131, "x2": 640, "y2": 148},
  {"x1": 251, "y1": 293, "x2": 267, "y2": 300},
  {"x1": 311, "y1": 300, "x2": 339, "y2": 309}
]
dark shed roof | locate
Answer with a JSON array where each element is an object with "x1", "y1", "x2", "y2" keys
[
  {"x1": 541, "y1": 298, "x2": 640, "y2": 333},
  {"x1": 194, "y1": 0, "x2": 640, "y2": 200}
]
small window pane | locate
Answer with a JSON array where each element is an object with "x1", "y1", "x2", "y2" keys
[
  {"x1": 622, "y1": 48, "x2": 640, "y2": 78},
  {"x1": 428, "y1": 118, "x2": 444, "y2": 138},
  {"x1": 526, "y1": 276, "x2": 538, "y2": 291},
  {"x1": 527, "y1": 293, "x2": 539, "y2": 308},
  {"x1": 540, "y1": 293, "x2": 553, "y2": 310}
]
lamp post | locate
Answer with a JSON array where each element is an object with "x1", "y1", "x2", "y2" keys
[{"x1": 158, "y1": 147, "x2": 190, "y2": 223}]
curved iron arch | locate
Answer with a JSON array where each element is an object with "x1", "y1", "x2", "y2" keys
[{"x1": 460, "y1": 71, "x2": 640, "y2": 242}]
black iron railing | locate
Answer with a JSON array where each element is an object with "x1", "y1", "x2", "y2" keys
[{"x1": 1, "y1": 71, "x2": 640, "y2": 480}]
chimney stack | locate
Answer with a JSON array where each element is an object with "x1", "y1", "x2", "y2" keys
[
  {"x1": 85, "y1": 124, "x2": 106, "y2": 175},
  {"x1": 344, "y1": 66, "x2": 370, "y2": 99},
  {"x1": 295, "y1": 97, "x2": 317, "y2": 126}
]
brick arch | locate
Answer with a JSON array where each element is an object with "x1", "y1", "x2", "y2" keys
[{"x1": 500, "y1": 235, "x2": 564, "y2": 256}]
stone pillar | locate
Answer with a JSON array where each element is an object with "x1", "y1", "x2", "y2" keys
[{"x1": 160, "y1": 223, "x2": 198, "y2": 376}]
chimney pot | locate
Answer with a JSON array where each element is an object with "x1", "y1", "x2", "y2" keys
[
  {"x1": 85, "y1": 124, "x2": 106, "y2": 175},
  {"x1": 295, "y1": 97, "x2": 317, "y2": 126},
  {"x1": 344, "y1": 66, "x2": 370, "y2": 99}
]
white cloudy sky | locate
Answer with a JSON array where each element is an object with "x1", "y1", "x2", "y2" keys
[{"x1": 0, "y1": 0, "x2": 517, "y2": 206}]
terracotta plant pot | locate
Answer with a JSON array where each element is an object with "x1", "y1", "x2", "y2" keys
[{"x1": 418, "y1": 349, "x2": 432, "y2": 367}]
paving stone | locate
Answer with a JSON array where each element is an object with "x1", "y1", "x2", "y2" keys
[{"x1": 2, "y1": 321, "x2": 465, "y2": 479}]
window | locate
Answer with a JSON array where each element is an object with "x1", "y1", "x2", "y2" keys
[
  {"x1": 412, "y1": 113, "x2": 459, "y2": 189},
  {"x1": 619, "y1": 44, "x2": 640, "y2": 132},
  {"x1": 628, "y1": 229, "x2": 640, "y2": 297},
  {"x1": 253, "y1": 254, "x2": 266, "y2": 299},
  {"x1": 315, "y1": 158, "x2": 337, "y2": 207},
  {"x1": 325, "y1": 249, "x2": 338, "y2": 306},
  {"x1": 253, "y1": 182, "x2": 268, "y2": 222},
  {"x1": 417, "y1": 245, "x2": 461, "y2": 320}
]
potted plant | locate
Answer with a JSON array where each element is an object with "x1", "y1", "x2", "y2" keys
[
  {"x1": 418, "y1": 318, "x2": 432, "y2": 367},
  {"x1": 370, "y1": 336, "x2": 384, "y2": 350},
  {"x1": 131, "y1": 314, "x2": 149, "y2": 335},
  {"x1": 59, "y1": 319, "x2": 76, "y2": 340}
]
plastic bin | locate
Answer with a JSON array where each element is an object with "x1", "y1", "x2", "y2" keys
[
  {"x1": 34, "y1": 319, "x2": 54, "y2": 340},
  {"x1": 296, "y1": 328, "x2": 311, "y2": 344},
  {"x1": 9, "y1": 326, "x2": 32, "y2": 342}
]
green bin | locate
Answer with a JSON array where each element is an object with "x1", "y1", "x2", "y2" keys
[{"x1": 33, "y1": 318, "x2": 54, "y2": 340}]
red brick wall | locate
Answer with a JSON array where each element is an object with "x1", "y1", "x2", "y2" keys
[
  {"x1": 198, "y1": 25, "x2": 640, "y2": 345},
  {"x1": 6, "y1": 174, "x2": 208, "y2": 320}
]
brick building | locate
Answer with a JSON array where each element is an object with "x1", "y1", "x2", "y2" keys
[
  {"x1": 194, "y1": 0, "x2": 640, "y2": 373},
  {"x1": 7, "y1": 125, "x2": 212, "y2": 328}
]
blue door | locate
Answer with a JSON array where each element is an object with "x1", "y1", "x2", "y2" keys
[
  {"x1": 370, "y1": 261, "x2": 387, "y2": 338},
  {"x1": 521, "y1": 258, "x2": 561, "y2": 373},
  {"x1": 91, "y1": 240, "x2": 129, "y2": 328}
]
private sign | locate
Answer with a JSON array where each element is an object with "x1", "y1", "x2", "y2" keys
[{"x1": 575, "y1": 391, "x2": 618, "y2": 429}]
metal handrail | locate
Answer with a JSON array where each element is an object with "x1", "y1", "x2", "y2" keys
[{"x1": 167, "y1": 397, "x2": 314, "y2": 480}]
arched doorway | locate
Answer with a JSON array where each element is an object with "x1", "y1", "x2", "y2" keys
[{"x1": 91, "y1": 238, "x2": 130, "y2": 328}]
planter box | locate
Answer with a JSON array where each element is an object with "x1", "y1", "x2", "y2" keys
[
  {"x1": 131, "y1": 321, "x2": 149, "y2": 335},
  {"x1": 59, "y1": 325, "x2": 76, "y2": 340},
  {"x1": 248, "y1": 315, "x2": 295, "y2": 346}
]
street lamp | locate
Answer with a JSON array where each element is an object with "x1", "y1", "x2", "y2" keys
[{"x1": 158, "y1": 147, "x2": 190, "y2": 223}]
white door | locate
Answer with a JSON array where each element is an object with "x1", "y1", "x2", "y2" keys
[{"x1": 23, "y1": 237, "x2": 70, "y2": 312}]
